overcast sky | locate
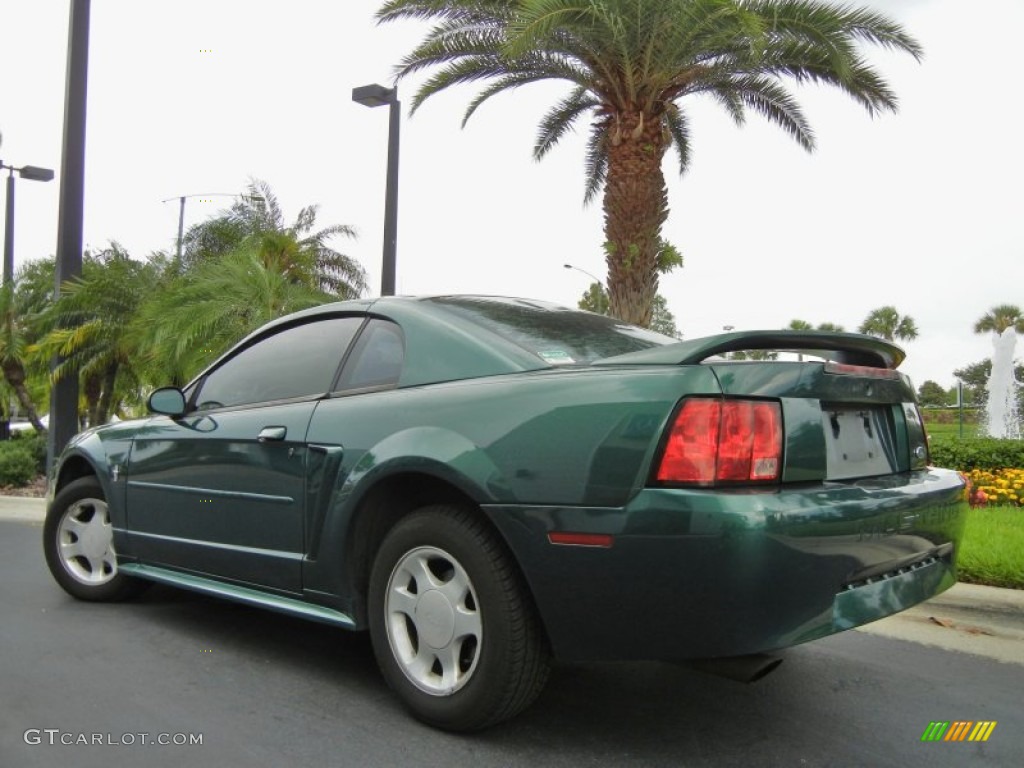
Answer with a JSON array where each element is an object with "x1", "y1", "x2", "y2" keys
[{"x1": 1, "y1": 0, "x2": 1020, "y2": 388}]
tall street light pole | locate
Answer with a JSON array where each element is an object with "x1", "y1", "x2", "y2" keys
[
  {"x1": 48, "y1": 0, "x2": 90, "y2": 470},
  {"x1": 352, "y1": 83, "x2": 400, "y2": 297},
  {"x1": 162, "y1": 192, "x2": 265, "y2": 261},
  {"x1": 0, "y1": 160, "x2": 54, "y2": 440}
]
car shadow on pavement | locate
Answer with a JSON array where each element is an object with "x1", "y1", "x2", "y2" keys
[{"x1": 67, "y1": 583, "x2": 1016, "y2": 767}]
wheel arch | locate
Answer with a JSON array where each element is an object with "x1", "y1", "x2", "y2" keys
[
  {"x1": 53, "y1": 452, "x2": 103, "y2": 497},
  {"x1": 341, "y1": 469, "x2": 542, "y2": 635}
]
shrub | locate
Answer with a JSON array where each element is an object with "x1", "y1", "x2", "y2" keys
[
  {"x1": 10, "y1": 431, "x2": 47, "y2": 476},
  {"x1": 929, "y1": 436, "x2": 1024, "y2": 472},
  {"x1": 0, "y1": 442, "x2": 40, "y2": 487}
]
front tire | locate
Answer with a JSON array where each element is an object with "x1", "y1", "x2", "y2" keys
[
  {"x1": 368, "y1": 505, "x2": 550, "y2": 731},
  {"x1": 43, "y1": 477, "x2": 147, "y2": 602}
]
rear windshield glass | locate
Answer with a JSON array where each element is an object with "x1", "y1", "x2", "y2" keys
[{"x1": 424, "y1": 296, "x2": 675, "y2": 365}]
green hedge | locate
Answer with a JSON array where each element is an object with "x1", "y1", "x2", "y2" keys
[
  {"x1": 10, "y1": 432, "x2": 47, "y2": 474},
  {"x1": 929, "y1": 436, "x2": 1024, "y2": 471},
  {"x1": 0, "y1": 441, "x2": 40, "y2": 487}
]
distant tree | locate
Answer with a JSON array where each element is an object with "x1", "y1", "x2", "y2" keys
[
  {"x1": 649, "y1": 295, "x2": 681, "y2": 339},
  {"x1": 578, "y1": 283, "x2": 610, "y2": 315},
  {"x1": 954, "y1": 360, "x2": 991, "y2": 405},
  {"x1": 379, "y1": 0, "x2": 921, "y2": 326},
  {"x1": 182, "y1": 179, "x2": 367, "y2": 297},
  {"x1": 789, "y1": 319, "x2": 845, "y2": 332},
  {"x1": 730, "y1": 349, "x2": 779, "y2": 361},
  {"x1": 954, "y1": 358, "x2": 1024, "y2": 409},
  {"x1": 916, "y1": 380, "x2": 949, "y2": 408},
  {"x1": 858, "y1": 306, "x2": 918, "y2": 342},
  {"x1": 974, "y1": 304, "x2": 1024, "y2": 335}
]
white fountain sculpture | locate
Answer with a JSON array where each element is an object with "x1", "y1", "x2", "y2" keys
[{"x1": 985, "y1": 327, "x2": 1022, "y2": 439}]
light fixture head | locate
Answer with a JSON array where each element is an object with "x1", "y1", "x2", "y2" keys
[{"x1": 352, "y1": 83, "x2": 396, "y2": 108}]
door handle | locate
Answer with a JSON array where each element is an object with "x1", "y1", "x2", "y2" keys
[{"x1": 258, "y1": 426, "x2": 287, "y2": 442}]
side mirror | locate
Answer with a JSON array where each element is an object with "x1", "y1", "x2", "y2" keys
[{"x1": 147, "y1": 387, "x2": 187, "y2": 416}]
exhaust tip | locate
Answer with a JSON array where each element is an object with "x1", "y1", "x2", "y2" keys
[{"x1": 686, "y1": 653, "x2": 783, "y2": 684}]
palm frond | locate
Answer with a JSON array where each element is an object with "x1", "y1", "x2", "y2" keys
[
  {"x1": 534, "y1": 87, "x2": 596, "y2": 159},
  {"x1": 582, "y1": 122, "x2": 609, "y2": 206},
  {"x1": 663, "y1": 103, "x2": 691, "y2": 177}
]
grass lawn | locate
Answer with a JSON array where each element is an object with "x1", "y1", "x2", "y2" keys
[
  {"x1": 958, "y1": 505, "x2": 1024, "y2": 589},
  {"x1": 924, "y1": 421, "x2": 981, "y2": 439}
]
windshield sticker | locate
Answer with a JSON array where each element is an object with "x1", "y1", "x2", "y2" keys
[{"x1": 538, "y1": 349, "x2": 576, "y2": 365}]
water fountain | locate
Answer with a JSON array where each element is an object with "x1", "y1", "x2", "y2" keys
[{"x1": 984, "y1": 327, "x2": 1022, "y2": 439}]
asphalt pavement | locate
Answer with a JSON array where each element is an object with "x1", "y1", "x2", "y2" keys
[{"x1": 3, "y1": 514, "x2": 1023, "y2": 768}]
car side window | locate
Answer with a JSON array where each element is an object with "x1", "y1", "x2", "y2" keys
[
  {"x1": 193, "y1": 317, "x2": 364, "y2": 410},
  {"x1": 336, "y1": 319, "x2": 405, "y2": 391}
]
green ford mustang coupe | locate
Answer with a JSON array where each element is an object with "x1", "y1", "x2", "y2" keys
[{"x1": 43, "y1": 295, "x2": 966, "y2": 731}]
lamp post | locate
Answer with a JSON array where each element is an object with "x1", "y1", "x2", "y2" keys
[
  {"x1": 162, "y1": 192, "x2": 265, "y2": 261},
  {"x1": 563, "y1": 263, "x2": 604, "y2": 288},
  {"x1": 48, "y1": 0, "x2": 90, "y2": 469},
  {"x1": 2, "y1": 162, "x2": 55, "y2": 285},
  {"x1": 0, "y1": 159, "x2": 54, "y2": 441},
  {"x1": 353, "y1": 83, "x2": 400, "y2": 297}
]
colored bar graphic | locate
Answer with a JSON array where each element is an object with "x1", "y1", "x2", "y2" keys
[
  {"x1": 969, "y1": 722, "x2": 997, "y2": 742},
  {"x1": 945, "y1": 721, "x2": 972, "y2": 741},
  {"x1": 921, "y1": 721, "x2": 996, "y2": 742}
]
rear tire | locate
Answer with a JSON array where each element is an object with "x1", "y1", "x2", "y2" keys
[
  {"x1": 43, "y1": 477, "x2": 148, "y2": 602},
  {"x1": 368, "y1": 504, "x2": 550, "y2": 731}
]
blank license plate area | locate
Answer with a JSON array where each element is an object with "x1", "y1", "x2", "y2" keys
[{"x1": 822, "y1": 406, "x2": 893, "y2": 479}]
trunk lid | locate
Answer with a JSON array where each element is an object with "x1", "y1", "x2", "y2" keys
[
  {"x1": 598, "y1": 330, "x2": 926, "y2": 483},
  {"x1": 707, "y1": 359, "x2": 927, "y2": 481}
]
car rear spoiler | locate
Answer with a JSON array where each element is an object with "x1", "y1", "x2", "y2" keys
[{"x1": 594, "y1": 330, "x2": 905, "y2": 369}]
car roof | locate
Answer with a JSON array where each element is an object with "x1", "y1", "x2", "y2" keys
[{"x1": 195, "y1": 296, "x2": 570, "y2": 389}]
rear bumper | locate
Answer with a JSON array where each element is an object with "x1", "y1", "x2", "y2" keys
[{"x1": 484, "y1": 468, "x2": 967, "y2": 662}]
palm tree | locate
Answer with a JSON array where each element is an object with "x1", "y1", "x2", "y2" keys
[
  {"x1": 0, "y1": 281, "x2": 48, "y2": 433},
  {"x1": 136, "y1": 246, "x2": 335, "y2": 383},
  {"x1": 788, "y1": 319, "x2": 845, "y2": 332},
  {"x1": 35, "y1": 243, "x2": 159, "y2": 425},
  {"x1": 182, "y1": 179, "x2": 368, "y2": 298},
  {"x1": 858, "y1": 306, "x2": 918, "y2": 342},
  {"x1": 974, "y1": 304, "x2": 1024, "y2": 335},
  {"x1": 577, "y1": 282, "x2": 680, "y2": 337},
  {"x1": 816, "y1": 322, "x2": 845, "y2": 333},
  {"x1": 378, "y1": 0, "x2": 920, "y2": 325}
]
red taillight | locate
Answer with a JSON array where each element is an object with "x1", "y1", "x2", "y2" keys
[{"x1": 656, "y1": 399, "x2": 782, "y2": 485}]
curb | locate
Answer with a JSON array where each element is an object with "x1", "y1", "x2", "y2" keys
[{"x1": 0, "y1": 495, "x2": 46, "y2": 522}]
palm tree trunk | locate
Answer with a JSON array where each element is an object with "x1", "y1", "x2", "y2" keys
[
  {"x1": 96, "y1": 362, "x2": 119, "y2": 425},
  {"x1": 1, "y1": 359, "x2": 47, "y2": 435},
  {"x1": 83, "y1": 373, "x2": 101, "y2": 427},
  {"x1": 602, "y1": 110, "x2": 670, "y2": 327}
]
